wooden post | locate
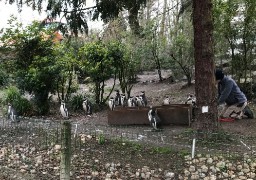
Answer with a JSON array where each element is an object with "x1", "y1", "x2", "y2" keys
[{"x1": 60, "y1": 121, "x2": 71, "y2": 180}]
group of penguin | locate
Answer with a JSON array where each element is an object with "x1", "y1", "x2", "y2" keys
[
  {"x1": 59, "y1": 97, "x2": 92, "y2": 119},
  {"x1": 108, "y1": 90, "x2": 162, "y2": 131},
  {"x1": 108, "y1": 90, "x2": 148, "y2": 110},
  {"x1": 7, "y1": 93, "x2": 196, "y2": 131},
  {"x1": 108, "y1": 91, "x2": 196, "y2": 131}
]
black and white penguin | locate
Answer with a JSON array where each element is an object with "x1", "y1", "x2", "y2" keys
[
  {"x1": 60, "y1": 100, "x2": 69, "y2": 118},
  {"x1": 108, "y1": 97, "x2": 115, "y2": 110},
  {"x1": 127, "y1": 96, "x2": 136, "y2": 107},
  {"x1": 114, "y1": 90, "x2": 121, "y2": 106},
  {"x1": 140, "y1": 91, "x2": 147, "y2": 106},
  {"x1": 148, "y1": 106, "x2": 161, "y2": 130},
  {"x1": 82, "y1": 98, "x2": 92, "y2": 115},
  {"x1": 185, "y1": 93, "x2": 196, "y2": 106},
  {"x1": 7, "y1": 103, "x2": 19, "y2": 122},
  {"x1": 163, "y1": 96, "x2": 170, "y2": 105},
  {"x1": 120, "y1": 94, "x2": 126, "y2": 107}
]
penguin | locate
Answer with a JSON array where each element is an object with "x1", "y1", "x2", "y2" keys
[
  {"x1": 114, "y1": 90, "x2": 121, "y2": 106},
  {"x1": 7, "y1": 103, "x2": 19, "y2": 122},
  {"x1": 127, "y1": 96, "x2": 136, "y2": 107},
  {"x1": 185, "y1": 94, "x2": 196, "y2": 106},
  {"x1": 148, "y1": 106, "x2": 161, "y2": 131},
  {"x1": 82, "y1": 98, "x2": 92, "y2": 115},
  {"x1": 60, "y1": 100, "x2": 69, "y2": 118},
  {"x1": 185, "y1": 94, "x2": 196, "y2": 120},
  {"x1": 108, "y1": 97, "x2": 115, "y2": 110},
  {"x1": 120, "y1": 94, "x2": 126, "y2": 107},
  {"x1": 140, "y1": 91, "x2": 147, "y2": 106},
  {"x1": 136, "y1": 96, "x2": 144, "y2": 107},
  {"x1": 163, "y1": 96, "x2": 170, "y2": 105}
]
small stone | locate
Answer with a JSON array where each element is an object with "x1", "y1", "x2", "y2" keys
[
  {"x1": 191, "y1": 174, "x2": 199, "y2": 179},
  {"x1": 201, "y1": 165, "x2": 208, "y2": 173},
  {"x1": 207, "y1": 158, "x2": 213, "y2": 164},
  {"x1": 54, "y1": 144, "x2": 61, "y2": 150},
  {"x1": 91, "y1": 171, "x2": 99, "y2": 176},
  {"x1": 165, "y1": 172, "x2": 175, "y2": 178},
  {"x1": 189, "y1": 165, "x2": 196, "y2": 172},
  {"x1": 237, "y1": 165, "x2": 243, "y2": 171}
]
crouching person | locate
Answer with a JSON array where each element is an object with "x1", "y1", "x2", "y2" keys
[{"x1": 215, "y1": 69, "x2": 253, "y2": 119}]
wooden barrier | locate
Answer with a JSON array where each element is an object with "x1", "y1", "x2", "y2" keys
[{"x1": 108, "y1": 104, "x2": 192, "y2": 126}]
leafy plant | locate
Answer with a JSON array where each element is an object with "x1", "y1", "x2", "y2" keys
[
  {"x1": 150, "y1": 146, "x2": 173, "y2": 154},
  {"x1": 70, "y1": 94, "x2": 84, "y2": 111},
  {"x1": 0, "y1": 65, "x2": 9, "y2": 87},
  {"x1": 2, "y1": 86, "x2": 33, "y2": 116},
  {"x1": 1, "y1": 20, "x2": 58, "y2": 115},
  {"x1": 98, "y1": 133, "x2": 105, "y2": 145}
]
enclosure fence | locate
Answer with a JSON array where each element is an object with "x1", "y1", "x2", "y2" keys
[{"x1": 0, "y1": 116, "x2": 255, "y2": 179}]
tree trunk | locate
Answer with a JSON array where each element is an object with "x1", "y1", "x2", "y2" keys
[
  {"x1": 128, "y1": 5, "x2": 141, "y2": 35},
  {"x1": 192, "y1": 0, "x2": 218, "y2": 134},
  {"x1": 159, "y1": 0, "x2": 167, "y2": 38}
]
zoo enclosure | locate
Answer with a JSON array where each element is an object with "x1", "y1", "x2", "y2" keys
[{"x1": 0, "y1": 116, "x2": 256, "y2": 179}]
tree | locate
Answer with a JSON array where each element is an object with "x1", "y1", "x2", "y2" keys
[
  {"x1": 0, "y1": 19, "x2": 60, "y2": 115},
  {"x1": 168, "y1": 4, "x2": 195, "y2": 85},
  {"x1": 53, "y1": 41, "x2": 80, "y2": 103},
  {"x1": 79, "y1": 41, "x2": 115, "y2": 106},
  {"x1": 192, "y1": 0, "x2": 218, "y2": 133},
  {"x1": 213, "y1": 0, "x2": 256, "y2": 97},
  {"x1": 5, "y1": 0, "x2": 147, "y2": 36},
  {"x1": 94, "y1": 0, "x2": 147, "y2": 35}
]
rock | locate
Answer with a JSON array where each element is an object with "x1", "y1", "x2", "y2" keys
[
  {"x1": 165, "y1": 172, "x2": 175, "y2": 178},
  {"x1": 54, "y1": 144, "x2": 61, "y2": 150},
  {"x1": 207, "y1": 158, "x2": 213, "y2": 164}
]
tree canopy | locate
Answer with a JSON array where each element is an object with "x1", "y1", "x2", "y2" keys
[{"x1": 5, "y1": 0, "x2": 147, "y2": 36}]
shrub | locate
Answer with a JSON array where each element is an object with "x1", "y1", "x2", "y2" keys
[
  {"x1": 0, "y1": 67, "x2": 9, "y2": 87},
  {"x1": 70, "y1": 94, "x2": 84, "y2": 111},
  {"x1": 1, "y1": 86, "x2": 33, "y2": 116}
]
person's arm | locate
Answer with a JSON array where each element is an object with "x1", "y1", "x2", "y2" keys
[{"x1": 218, "y1": 80, "x2": 233, "y2": 104}]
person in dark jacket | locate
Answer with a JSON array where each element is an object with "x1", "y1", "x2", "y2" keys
[{"x1": 215, "y1": 69, "x2": 252, "y2": 119}]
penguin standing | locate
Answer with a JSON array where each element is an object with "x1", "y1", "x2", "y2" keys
[
  {"x1": 127, "y1": 97, "x2": 135, "y2": 107},
  {"x1": 108, "y1": 97, "x2": 115, "y2": 110},
  {"x1": 114, "y1": 90, "x2": 121, "y2": 106},
  {"x1": 185, "y1": 94, "x2": 196, "y2": 106},
  {"x1": 163, "y1": 96, "x2": 170, "y2": 105},
  {"x1": 185, "y1": 94, "x2": 196, "y2": 120},
  {"x1": 120, "y1": 94, "x2": 126, "y2": 107},
  {"x1": 7, "y1": 103, "x2": 19, "y2": 122},
  {"x1": 82, "y1": 98, "x2": 92, "y2": 115},
  {"x1": 140, "y1": 91, "x2": 147, "y2": 106},
  {"x1": 60, "y1": 100, "x2": 69, "y2": 118},
  {"x1": 148, "y1": 106, "x2": 161, "y2": 131}
]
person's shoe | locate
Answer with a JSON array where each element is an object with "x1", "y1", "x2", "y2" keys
[{"x1": 243, "y1": 106, "x2": 254, "y2": 119}]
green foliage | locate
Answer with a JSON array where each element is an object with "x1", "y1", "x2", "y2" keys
[
  {"x1": 0, "y1": 65, "x2": 9, "y2": 87},
  {"x1": 70, "y1": 94, "x2": 84, "y2": 111},
  {"x1": 53, "y1": 41, "x2": 80, "y2": 102},
  {"x1": 97, "y1": 133, "x2": 105, "y2": 145},
  {"x1": 79, "y1": 41, "x2": 117, "y2": 105},
  {"x1": 0, "y1": 19, "x2": 84, "y2": 115},
  {"x1": 79, "y1": 41, "x2": 114, "y2": 82},
  {"x1": 1, "y1": 86, "x2": 33, "y2": 116},
  {"x1": 150, "y1": 146, "x2": 173, "y2": 154},
  {"x1": 178, "y1": 149, "x2": 190, "y2": 157},
  {"x1": 213, "y1": 0, "x2": 256, "y2": 83}
]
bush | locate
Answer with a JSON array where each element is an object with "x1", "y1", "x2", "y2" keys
[
  {"x1": 1, "y1": 86, "x2": 33, "y2": 116},
  {"x1": 70, "y1": 94, "x2": 84, "y2": 111},
  {"x1": 70, "y1": 93, "x2": 96, "y2": 112},
  {"x1": 0, "y1": 67, "x2": 8, "y2": 87}
]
